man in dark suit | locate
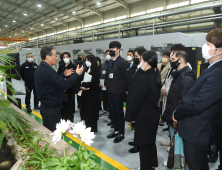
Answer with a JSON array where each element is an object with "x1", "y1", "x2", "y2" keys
[
  {"x1": 125, "y1": 47, "x2": 147, "y2": 153},
  {"x1": 173, "y1": 28, "x2": 222, "y2": 170},
  {"x1": 105, "y1": 41, "x2": 132, "y2": 143}
]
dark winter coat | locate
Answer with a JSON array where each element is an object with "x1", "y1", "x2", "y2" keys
[
  {"x1": 57, "y1": 61, "x2": 77, "y2": 120},
  {"x1": 20, "y1": 61, "x2": 38, "y2": 82},
  {"x1": 75, "y1": 60, "x2": 87, "y2": 94},
  {"x1": 129, "y1": 68, "x2": 160, "y2": 146},
  {"x1": 175, "y1": 60, "x2": 222, "y2": 146},
  {"x1": 130, "y1": 63, "x2": 138, "y2": 75},
  {"x1": 162, "y1": 66, "x2": 196, "y2": 123},
  {"x1": 125, "y1": 68, "x2": 144, "y2": 121},
  {"x1": 35, "y1": 61, "x2": 79, "y2": 108},
  {"x1": 104, "y1": 56, "x2": 132, "y2": 94},
  {"x1": 80, "y1": 68, "x2": 100, "y2": 122}
]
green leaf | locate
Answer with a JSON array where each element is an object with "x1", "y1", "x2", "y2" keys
[
  {"x1": 6, "y1": 80, "x2": 14, "y2": 87},
  {"x1": 7, "y1": 95, "x2": 18, "y2": 105},
  {"x1": 0, "y1": 131, "x2": 4, "y2": 148},
  {"x1": 7, "y1": 85, "x2": 17, "y2": 95},
  {"x1": 0, "y1": 120, "x2": 7, "y2": 130},
  {"x1": 0, "y1": 100, "x2": 11, "y2": 108},
  {"x1": 42, "y1": 158, "x2": 60, "y2": 168},
  {"x1": 21, "y1": 165, "x2": 26, "y2": 170},
  {"x1": 5, "y1": 74, "x2": 16, "y2": 78},
  {"x1": 0, "y1": 65, "x2": 16, "y2": 73}
]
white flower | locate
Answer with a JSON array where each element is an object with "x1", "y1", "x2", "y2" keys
[
  {"x1": 80, "y1": 127, "x2": 95, "y2": 146},
  {"x1": 69, "y1": 121, "x2": 95, "y2": 146},
  {"x1": 50, "y1": 119, "x2": 72, "y2": 145}
]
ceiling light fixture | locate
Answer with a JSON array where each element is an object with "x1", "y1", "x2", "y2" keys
[
  {"x1": 15, "y1": 34, "x2": 17, "y2": 35},
  {"x1": 37, "y1": 4, "x2": 41, "y2": 7},
  {"x1": 72, "y1": 11, "x2": 76, "y2": 14},
  {"x1": 24, "y1": 13, "x2": 27, "y2": 16},
  {"x1": 5, "y1": 25, "x2": 8, "y2": 27},
  {"x1": 41, "y1": 23, "x2": 43, "y2": 26},
  {"x1": 97, "y1": 1, "x2": 101, "y2": 5},
  {"x1": 13, "y1": 20, "x2": 16, "y2": 22},
  {"x1": 55, "y1": 18, "x2": 58, "y2": 20},
  {"x1": 22, "y1": 31, "x2": 24, "y2": 33},
  {"x1": 31, "y1": 27, "x2": 33, "y2": 29}
]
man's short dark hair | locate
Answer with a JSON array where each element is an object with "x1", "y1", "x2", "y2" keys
[
  {"x1": 41, "y1": 45, "x2": 54, "y2": 60},
  {"x1": 171, "y1": 44, "x2": 186, "y2": 52},
  {"x1": 128, "y1": 50, "x2": 134, "y2": 55},
  {"x1": 26, "y1": 53, "x2": 32, "y2": 57},
  {"x1": 105, "y1": 50, "x2": 109, "y2": 54},
  {"x1": 175, "y1": 51, "x2": 188, "y2": 63},
  {"x1": 109, "y1": 41, "x2": 121, "y2": 49},
  {"x1": 163, "y1": 51, "x2": 171, "y2": 58},
  {"x1": 134, "y1": 47, "x2": 147, "y2": 56}
]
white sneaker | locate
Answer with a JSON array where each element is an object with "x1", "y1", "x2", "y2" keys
[
  {"x1": 164, "y1": 160, "x2": 167, "y2": 166},
  {"x1": 160, "y1": 137, "x2": 170, "y2": 146},
  {"x1": 75, "y1": 108, "x2": 79, "y2": 112},
  {"x1": 167, "y1": 146, "x2": 170, "y2": 152}
]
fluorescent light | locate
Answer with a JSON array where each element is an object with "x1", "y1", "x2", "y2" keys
[
  {"x1": 191, "y1": 0, "x2": 209, "y2": 4},
  {"x1": 138, "y1": 11, "x2": 145, "y2": 16},
  {"x1": 31, "y1": 27, "x2": 33, "y2": 29},
  {"x1": 131, "y1": 13, "x2": 138, "y2": 17},
  {"x1": 97, "y1": 1, "x2": 100, "y2": 5},
  {"x1": 178, "y1": 1, "x2": 189, "y2": 7},
  {"x1": 22, "y1": 31, "x2": 24, "y2": 33},
  {"x1": 55, "y1": 18, "x2": 58, "y2": 20},
  {"x1": 15, "y1": 34, "x2": 17, "y2": 35},
  {"x1": 37, "y1": 4, "x2": 41, "y2": 7},
  {"x1": 13, "y1": 20, "x2": 16, "y2": 22},
  {"x1": 5, "y1": 25, "x2": 8, "y2": 27},
  {"x1": 72, "y1": 11, "x2": 76, "y2": 14},
  {"x1": 41, "y1": 23, "x2": 43, "y2": 26},
  {"x1": 167, "y1": 4, "x2": 177, "y2": 9},
  {"x1": 24, "y1": 13, "x2": 27, "y2": 16}
]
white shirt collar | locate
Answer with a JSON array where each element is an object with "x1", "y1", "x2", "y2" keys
[{"x1": 112, "y1": 56, "x2": 119, "y2": 61}]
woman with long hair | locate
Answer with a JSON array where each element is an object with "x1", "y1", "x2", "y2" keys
[
  {"x1": 57, "y1": 52, "x2": 76, "y2": 122},
  {"x1": 80, "y1": 54, "x2": 100, "y2": 132},
  {"x1": 129, "y1": 51, "x2": 161, "y2": 170}
]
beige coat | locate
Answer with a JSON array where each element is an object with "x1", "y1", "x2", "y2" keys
[{"x1": 158, "y1": 62, "x2": 171, "y2": 106}]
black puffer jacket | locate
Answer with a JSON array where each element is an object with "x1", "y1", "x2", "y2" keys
[{"x1": 162, "y1": 66, "x2": 196, "y2": 123}]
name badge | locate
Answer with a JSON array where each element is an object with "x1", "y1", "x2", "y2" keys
[
  {"x1": 34, "y1": 66, "x2": 37, "y2": 68},
  {"x1": 109, "y1": 73, "x2": 113, "y2": 78},
  {"x1": 25, "y1": 66, "x2": 29, "y2": 68},
  {"x1": 102, "y1": 71, "x2": 106, "y2": 74}
]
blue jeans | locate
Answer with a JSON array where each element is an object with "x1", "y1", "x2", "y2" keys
[{"x1": 169, "y1": 124, "x2": 175, "y2": 143}]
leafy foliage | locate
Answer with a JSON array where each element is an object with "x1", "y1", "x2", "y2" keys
[{"x1": 0, "y1": 120, "x2": 7, "y2": 148}]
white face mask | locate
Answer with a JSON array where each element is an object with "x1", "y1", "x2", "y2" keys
[
  {"x1": 127, "y1": 56, "x2": 133, "y2": 61},
  {"x1": 170, "y1": 53, "x2": 173, "y2": 59},
  {"x1": 106, "y1": 55, "x2": 111, "y2": 60},
  {"x1": 162, "y1": 58, "x2": 169, "y2": 64},
  {"x1": 86, "y1": 61, "x2": 91, "y2": 67},
  {"x1": 27, "y1": 58, "x2": 33, "y2": 62},
  {"x1": 202, "y1": 43, "x2": 218, "y2": 60},
  {"x1": 63, "y1": 58, "x2": 70, "y2": 64}
]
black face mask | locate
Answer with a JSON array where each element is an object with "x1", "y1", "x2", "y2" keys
[
  {"x1": 78, "y1": 56, "x2": 82, "y2": 61},
  {"x1": 109, "y1": 50, "x2": 116, "y2": 57},
  {"x1": 134, "y1": 58, "x2": 140, "y2": 65},
  {"x1": 171, "y1": 58, "x2": 181, "y2": 70}
]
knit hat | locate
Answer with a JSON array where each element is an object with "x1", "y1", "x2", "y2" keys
[{"x1": 77, "y1": 51, "x2": 85, "y2": 58}]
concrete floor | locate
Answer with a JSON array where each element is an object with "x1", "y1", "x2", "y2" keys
[{"x1": 2, "y1": 78, "x2": 219, "y2": 170}]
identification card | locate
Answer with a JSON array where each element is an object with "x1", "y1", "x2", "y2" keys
[
  {"x1": 109, "y1": 73, "x2": 113, "y2": 78},
  {"x1": 102, "y1": 71, "x2": 106, "y2": 74}
]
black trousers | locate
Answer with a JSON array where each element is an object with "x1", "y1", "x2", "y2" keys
[
  {"x1": 25, "y1": 82, "x2": 38, "y2": 107},
  {"x1": 108, "y1": 93, "x2": 125, "y2": 134},
  {"x1": 40, "y1": 105, "x2": 61, "y2": 132},
  {"x1": 85, "y1": 120, "x2": 98, "y2": 132},
  {"x1": 102, "y1": 90, "x2": 109, "y2": 112},
  {"x1": 139, "y1": 143, "x2": 158, "y2": 170},
  {"x1": 77, "y1": 95, "x2": 82, "y2": 109},
  {"x1": 217, "y1": 124, "x2": 222, "y2": 170},
  {"x1": 183, "y1": 140, "x2": 210, "y2": 170}
]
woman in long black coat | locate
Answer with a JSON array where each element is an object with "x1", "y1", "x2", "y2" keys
[
  {"x1": 129, "y1": 51, "x2": 161, "y2": 170},
  {"x1": 57, "y1": 52, "x2": 76, "y2": 122},
  {"x1": 80, "y1": 54, "x2": 100, "y2": 132}
]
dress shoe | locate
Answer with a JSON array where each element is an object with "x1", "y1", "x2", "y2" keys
[
  {"x1": 163, "y1": 127, "x2": 169, "y2": 131},
  {"x1": 107, "y1": 120, "x2": 113, "y2": 126},
  {"x1": 208, "y1": 151, "x2": 218, "y2": 163},
  {"x1": 113, "y1": 134, "x2": 124, "y2": 143},
  {"x1": 107, "y1": 132, "x2": 118, "y2": 138},
  {"x1": 111, "y1": 124, "x2": 114, "y2": 128},
  {"x1": 159, "y1": 119, "x2": 164, "y2": 126},
  {"x1": 128, "y1": 142, "x2": 135, "y2": 146},
  {"x1": 26, "y1": 107, "x2": 32, "y2": 112},
  {"x1": 34, "y1": 105, "x2": 40, "y2": 109},
  {"x1": 129, "y1": 146, "x2": 139, "y2": 153}
]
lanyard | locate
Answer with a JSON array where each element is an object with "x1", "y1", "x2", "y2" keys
[{"x1": 110, "y1": 57, "x2": 120, "y2": 73}]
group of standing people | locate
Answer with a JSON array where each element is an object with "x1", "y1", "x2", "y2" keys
[{"x1": 20, "y1": 28, "x2": 222, "y2": 170}]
